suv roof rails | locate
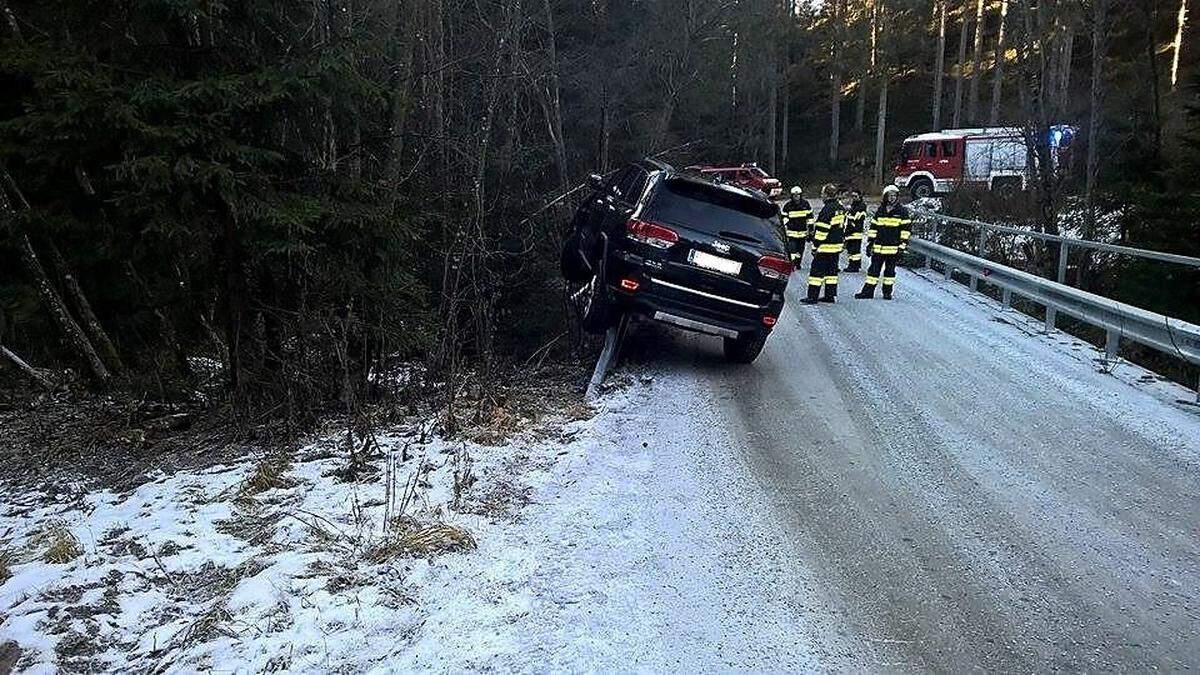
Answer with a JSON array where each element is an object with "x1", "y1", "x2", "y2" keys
[{"x1": 636, "y1": 157, "x2": 674, "y2": 173}]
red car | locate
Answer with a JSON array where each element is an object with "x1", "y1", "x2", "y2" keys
[{"x1": 685, "y1": 163, "x2": 782, "y2": 198}]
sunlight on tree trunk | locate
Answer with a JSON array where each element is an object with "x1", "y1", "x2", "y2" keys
[
  {"x1": 953, "y1": 0, "x2": 970, "y2": 127},
  {"x1": 934, "y1": 0, "x2": 947, "y2": 128},
  {"x1": 968, "y1": 0, "x2": 986, "y2": 123},
  {"x1": 1171, "y1": 0, "x2": 1187, "y2": 89},
  {"x1": 990, "y1": 0, "x2": 1009, "y2": 125}
]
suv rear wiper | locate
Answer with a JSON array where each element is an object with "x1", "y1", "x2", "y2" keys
[{"x1": 718, "y1": 230, "x2": 762, "y2": 245}]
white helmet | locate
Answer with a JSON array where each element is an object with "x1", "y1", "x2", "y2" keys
[
  {"x1": 882, "y1": 184, "x2": 899, "y2": 197},
  {"x1": 790, "y1": 186, "x2": 802, "y2": 197}
]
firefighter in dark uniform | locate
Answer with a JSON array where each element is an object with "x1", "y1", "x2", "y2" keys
[
  {"x1": 843, "y1": 189, "x2": 867, "y2": 272},
  {"x1": 780, "y1": 186, "x2": 812, "y2": 267},
  {"x1": 802, "y1": 183, "x2": 846, "y2": 304},
  {"x1": 855, "y1": 184, "x2": 912, "y2": 300}
]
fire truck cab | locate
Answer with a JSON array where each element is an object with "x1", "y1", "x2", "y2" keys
[{"x1": 893, "y1": 125, "x2": 1076, "y2": 199}]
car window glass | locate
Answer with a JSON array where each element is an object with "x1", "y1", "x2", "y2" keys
[
  {"x1": 942, "y1": 141, "x2": 957, "y2": 157},
  {"x1": 615, "y1": 167, "x2": 641, "y2": 199},
  {"x1": 903, "y1": 143, "x2": 919, "y2": 160},
  {"x1": 625, "y1": 171, "x2": 648, "y2": 203},
  {"x1": 925, "y1": 142, "x2": 939, "y2": 158}
]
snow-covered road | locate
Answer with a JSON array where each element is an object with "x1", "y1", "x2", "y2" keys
[
  {"x1": 608, "y1": 265, "x2": 1200, "y2": 671},
  {"x1": 402, "y1": 263, "x2": 1200, "y2": 671}
]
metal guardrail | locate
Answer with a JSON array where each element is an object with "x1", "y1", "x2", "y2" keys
[
  {"x1": 912, "y1": 209, "x2": 1200, "y2": 331},
  {"x1": 907, "y1": 238, "x2": 1200, "y2": 388}
]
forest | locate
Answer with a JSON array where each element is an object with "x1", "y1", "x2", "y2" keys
[{"x1": 0, "y1": 0, "x2": 1196, "y2": 427}]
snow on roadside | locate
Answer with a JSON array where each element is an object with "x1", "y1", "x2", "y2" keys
[
  {"x1": 2, "y1": 370, "x2": 843, "y2": 673},
  {"x1": 0, "y1": 396, "x2": 595, "y2": 672}
]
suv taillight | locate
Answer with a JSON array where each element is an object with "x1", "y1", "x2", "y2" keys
[
  {"x1": 627, "y1": 219, "x2": 679, "y2": 249},
  {"x1": 757, "y1": 255, "x2": 793, "y2": 280}
]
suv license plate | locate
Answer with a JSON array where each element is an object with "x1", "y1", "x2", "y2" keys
[{"x1": 689, "y1": 249, "x2": 742, "y2": 275}]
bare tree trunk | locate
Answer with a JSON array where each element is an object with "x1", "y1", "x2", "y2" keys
[
  {"x1": 874, "y1": 69, "x2": 890, "y2": 190},
  {"x1": 990, "y1": 0, "x2": 1009, "y2": 125},
  {"x1": 1171, "y1": 0, "x2": 1188, "y2": 88},
  {"x1": 968, "y1": 0, "x2": 986, "y2": 123},
  {"x1": 953, "y1": 0, "x2": 970, "y2": 127},
  {"x1": 599, "y1": 84, "x2": 613, "y2": 171},
  {"x1": 829, "y1": 0, "x2": 843, "y2": 167},
  {"x1": 1, "y1": 167, "x2": 112, "y2": 385},
  {"x1": 540, "y1": 0, "x2": 571, "y2": 192},
  {"x1": 766, "y1": 39, "x2": 779, "y2": 173},
  {"x1": 45, "y1": 240, "x2": 124, "y2": 375},
  {"x1": 1085, "y1": 0, "x2": 1107, "y2": 238},
  {"x1": 1144, "y1": 0, "x2": 1163, "y2": 161},
  {"x1": 857, "y1": 0, "x2": 879, "y2": 136},
  {"x1": 933, "y1": 0, "x2": 947, "y2": 128},
  {"x1": 336, "y1": 0, "x2": 361, "y2": 183},
  {"x1": 21, "y1": 235, "x2": 111, "y2": 384},
  {"x1": 385, "y1": 0, "x2": 417, "y2": 194},
  {"x1": 1058, "y1": 31, "x2": 1074, "y2": 109},
  {"x1": 1, "y1": 344, "x2": 51, "y2": 389},
  {"x1": 780, "y1": 72, "x2": 790, "y2": 171},
  {"x1": 855, "y1": 76, "x2": 868, "y2": 135},
  {"x1": 0, "y1": 0, "x2": 21, "y2": 40}
]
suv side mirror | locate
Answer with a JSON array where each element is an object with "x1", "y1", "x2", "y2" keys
[{"x1": 587, "y1": 173, "x2": 604, "y2": 190}]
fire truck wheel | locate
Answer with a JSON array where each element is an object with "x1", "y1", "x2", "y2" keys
[{"x1": 909, "y1": 177, "x2": 934, "y2": 200}]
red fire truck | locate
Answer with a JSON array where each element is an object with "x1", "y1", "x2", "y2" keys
[{"x1": 893, "y1": 126, "x2": 1076, "y2": 199}]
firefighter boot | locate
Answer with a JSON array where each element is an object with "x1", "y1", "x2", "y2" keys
[
  {"x1": 882, "y1": 286, "x2": 894, "y2": 300},
  {"x1": 854, "y1": 286, "x2": 875, "y2": 299},
  {"x1": 820, "y1": 277, "x2": 838, "y2": 303}
]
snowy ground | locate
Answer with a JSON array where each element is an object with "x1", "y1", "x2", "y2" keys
[
  {"x1": 1, "y1": 370, "x2": 851, "y2": 673},
  {"x1": 4, "y1": 258, "x2": 1199, "y2": 673}
]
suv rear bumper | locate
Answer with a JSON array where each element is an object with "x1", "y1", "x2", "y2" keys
[{"x1": 606, "y1": 259, "x2": 784, "y2": 338}]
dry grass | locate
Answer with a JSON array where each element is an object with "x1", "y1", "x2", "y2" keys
[
  {"x1": 30, "y1": 523, "x2": 82, "y2": 564},
  {"x1": 0, "y1": 548, "x2": 11, "y2": 584},
  {"x1": 237, "y1": 458, "x2": 297, "y2": 498},
  {"x1": 365, "y1": 522, "x2": 477, "y2": 562}
]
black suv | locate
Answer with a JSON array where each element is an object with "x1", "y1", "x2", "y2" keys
[{"x1": 560, "y1": 159, "x2": 792, "y2": 363}]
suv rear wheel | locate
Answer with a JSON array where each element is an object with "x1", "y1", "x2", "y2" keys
[{"x1": 722, "y1": 331, "x2": 768, "y2": 363}]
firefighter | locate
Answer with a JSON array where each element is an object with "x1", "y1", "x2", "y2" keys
[
  {"x1": 843, "y1": 189, "x2": 867, "y2": 272},
  {"x1": 855, "y1": 184, "x2": 912, "y2": 300},
  {"x1": 780, "y1": 186, "x2": 813, "y2": 266},
  {"x1": 801, "y1": 183, "x2": 847, "y2": 304}
]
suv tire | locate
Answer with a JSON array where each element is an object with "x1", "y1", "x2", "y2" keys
[
  {"x1": 722, "y1": 331, "x2": 768, "y2": 363},
  {"x1": 574, "y1": 273, "x2": 615, "y2": 334}
]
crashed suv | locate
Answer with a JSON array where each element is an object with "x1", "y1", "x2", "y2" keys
[{"x1": 560, "y1": 159, "x2": 792, "y2": 363}]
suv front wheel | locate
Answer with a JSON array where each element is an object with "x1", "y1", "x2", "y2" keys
[
  {"x1": 722, "y1": 331, "x2": 768, "y2": 363},
  {"x1": 573, "y1": 273, "x2": 615, "y2": 334}
]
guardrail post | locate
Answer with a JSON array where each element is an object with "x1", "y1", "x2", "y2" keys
[
  {"x1": 1057, "y1": 242, "x2": 1069, "y2": 285},
  {"x1": 969, "y1": 226, "x2": 986, "y2": 292},
  {"x1": 1105, "y1": 329, "x2": 1120, "y2": 361},
  {"x1": 944, "y1": 263, "x2": 953, "y2": 280},
  {"x1": 1002, "y1": 288, "x2": 1012, "y2": 309}
]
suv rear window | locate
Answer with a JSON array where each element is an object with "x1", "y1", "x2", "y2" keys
[{"x1": 642, "y1": 178, "x2": 779, "y2": 242}]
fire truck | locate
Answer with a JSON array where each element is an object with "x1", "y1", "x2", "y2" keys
[{"x1": 893, "y1": 125, "x2": 1076, "y2": 199}]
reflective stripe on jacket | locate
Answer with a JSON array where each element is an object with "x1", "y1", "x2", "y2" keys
[
  {"x1": 844, "y1": 201, "x2": 868, "y2": 240},
  {"x1": 781, "y1": 198, "x2": 813, "y2": 240},
  {"x1": 812, "y1": 200, "x2": 846, "y2": 254},
  {"x1": 867, "y1": 202, "x2": 912, "y2": 255}
]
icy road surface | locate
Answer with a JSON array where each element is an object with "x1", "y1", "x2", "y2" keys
[
  {"x1": 620, "y1": 266, "x2": 1200, "y2": 671},
  {"x1": 465, "y1": 265, "x2": 1200, "y2": 672}
]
